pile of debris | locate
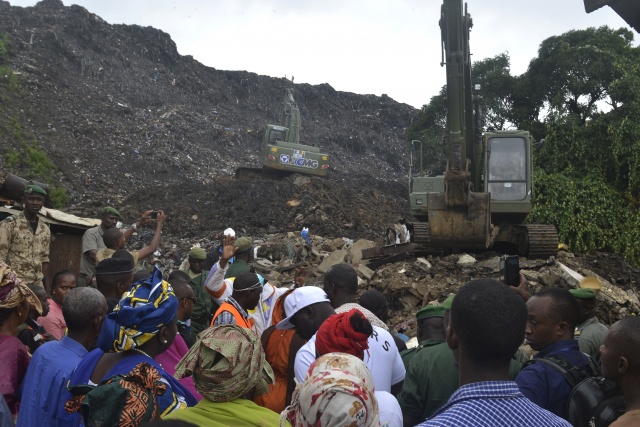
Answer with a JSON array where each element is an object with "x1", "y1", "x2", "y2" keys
[{"x1": 142, "y1": 229, "x2": 640, "y2": 336}]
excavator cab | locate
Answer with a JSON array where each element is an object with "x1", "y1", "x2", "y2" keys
[
  {"x1": 484, "y1": 130, "x2": 533, "y2": 225},
  {"x1": 267, "y1": 126, "x2": 287, "y2": 145}
]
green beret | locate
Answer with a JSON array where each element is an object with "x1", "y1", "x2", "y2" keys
[
  {"x1": 189, "y1": 247, "x2": 206, "y2": 260},
  {"x1": 416, "y1": 304, "x2": 445, "y2": 320},
  {"x1": 442, "y1": 293, "x2": 456, "y2": 311},
  {"x1": 24, "y1": 184, "x2": 47, "y2": 196},
  {"x1": 234, "y1": 236, "x2": 253, "y2": 253},
  {"x1": 102, "y1": 207, "x2": 122, "y2": 218},
  {"x1": 569, "y1": 288, "x2": 597, "y2": 300}
]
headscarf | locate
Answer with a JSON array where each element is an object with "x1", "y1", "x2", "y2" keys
[
  {"x1": 280, "y1": 352, "x2": 380, "y2": 427},
  {"x1": 65, "y1": 362, "x2": 166, "y2": 426},
  {"x1": 175, "y1": 324, "x2": 274, "y2": 403},
  {"x1": 98, "y1": 267, "x2": 177, "y2": 352},
  {"x1": 315, "y1": 309, "x2": 371, "y2": 360},
  {"x1": 0, "y1": 262, "x2": 42, "y2": 314}
]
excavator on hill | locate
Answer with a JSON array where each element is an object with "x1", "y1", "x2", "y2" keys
[
  {"x1": 364, "y1": 0, "x2": 558, "y2": 265},
  {"x1": 235, "y1": 89, "x2": 330, "y2": 180}
]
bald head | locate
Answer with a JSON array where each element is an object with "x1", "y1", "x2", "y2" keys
[
  {"x1": 171, "y1": 279, "x2": 192, "y2": 300},
  {"x1": 233, "y1": 272, "x2": 261, "y2": 291},
  {"x1": 62, "y1": 287, "x2": 107, "y2": 332},
  {"x1": 103, "y1": 227, "x2": 123, "y2": 249},
  {"x1": 609, "y1": 317, "x2": 640, "y2": 370},
  {"x1": 324, "y1": 264, "x2": 358, "y2": 308}
]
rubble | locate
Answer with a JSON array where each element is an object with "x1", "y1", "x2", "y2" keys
[
  {"x1": 0, "y1": 1, "x2": 637, "y2": 340},
  {"x1": 143, "y1": 232, "x2": 639, "y2": 337}
]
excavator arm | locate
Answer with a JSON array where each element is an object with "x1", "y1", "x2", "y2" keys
[{"x1": 426, "y1": 0, "x2": 491, "y2": 249}]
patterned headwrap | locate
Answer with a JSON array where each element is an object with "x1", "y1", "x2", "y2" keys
[
  {"x1": 98, "y1": 267, "x2": 177, "y2": 352},
  {"x1": 65, "y1": 362, "x2": 166, "y2": 426},
  {"x1": 280, "y1": 352, "x2": 380, "y2": 427},
  {"x1": 174, "y1": 324, "x2": 274, "y2": 403},
  {"x1": 0, "y1": 262, "x2": 42, "y2": 315}
]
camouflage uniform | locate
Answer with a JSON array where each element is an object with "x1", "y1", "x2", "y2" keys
[{"x1": 0, "y1": 211, "x2": 50, "y2": 285}]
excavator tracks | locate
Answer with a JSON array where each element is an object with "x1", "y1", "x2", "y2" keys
[
  {"x1": 522, "y1": 224, "x2": 559, "y2": 259},
  {"x1": 411, "y1": 222, "x2": 433, "y2": 248}
]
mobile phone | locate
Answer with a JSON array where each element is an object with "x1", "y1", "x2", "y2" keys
[
  {"x1": 500, "y1": 255, "x2": 520, "y2": 286},
  {"x1": 151, "y1": 211, "x2": 158, "y2": 219}
]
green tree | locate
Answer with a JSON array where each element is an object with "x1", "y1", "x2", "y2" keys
[
  {"x1": 471, "y1": 53, "x2": 515, "y2": 130},
  {"x1": 526, "y1": 26, "x2": 636, "y2": 123}
]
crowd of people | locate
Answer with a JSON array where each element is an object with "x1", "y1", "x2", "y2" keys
[{"x1": 0, "y1": 184, "x2": 638, "y2": 426}]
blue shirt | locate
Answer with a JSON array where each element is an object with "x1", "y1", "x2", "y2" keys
[
  {"x1": 418, "y1": 381, "x2": 571, "y2": 427},
  {"x1": 16, "y1": 336, "x2": 88, "y2": 427},
  {"x1": 515, "y1": 339, "x2": 590, "y2": 419}
]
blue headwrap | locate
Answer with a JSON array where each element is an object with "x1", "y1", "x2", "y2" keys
[{"x1": 97, "y1": 267, "x2": 178, "y2": 352}]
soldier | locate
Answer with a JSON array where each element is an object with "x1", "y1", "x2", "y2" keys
[
  {"x1": 400, "y1": 303, "x2": 446, "y2": 369},
  {"x1": 569, "y1": 287, "x2": 608, "y2": 365},
  {"x1": 0, "y1": 184, "x2": 51, "y2": 290}
]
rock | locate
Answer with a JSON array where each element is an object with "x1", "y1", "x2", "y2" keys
[
  {"x1": 349, "y1": 239, "x2": 375, "y2": 265},
  {"x1": 357, "y1": 263, "x2": 375, "y2": 280},
  {"x1": 457, "y1": 254, "x2": 476, "y2": 268},
  {"x1": 538, "y1": 270, "x2": 562, "y2": 287},
  {"x1": 414, "y1": 257, "x2": 432, "y2": 272},
  {"x1": 292, "y1": 176, "x2": 311, "y2": 186},
  {"x1": 321, "y1": 238, "x2": 346, "y2": 252},
  {"x1": 317, "y1": 249, "x2": 348, "y2": 273},
  {"x1": 254, "y1": 259, "x2": 274, "y2": 270}
]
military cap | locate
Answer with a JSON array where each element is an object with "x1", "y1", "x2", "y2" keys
[
  {"x1": 102, "y1": 207, "x2": 122, "y2": 218},
  {"x1": 189, "y1": 247, "x2": 206, "y2": 260},
  {"x1": 234, "y1": 236, "x2": 253, "y2": 253},
  {"x1": 442, "y1": 293, "x2": 456, "y2": 311},
  {"x1": 95, "y1": 257, "x2": 134, "y2": 275},
  {"x1": 24, "y1": 184, "x2": 47, "y2": 196},
  {"x1": 569, "y1": 288, "x2": 597, "y2": 300},
  {"x1": 416, "y1": 304, "x2": 446, "y2": 320}
]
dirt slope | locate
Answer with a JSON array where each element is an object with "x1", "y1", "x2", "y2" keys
[{"x1": 0, "y1": 0, "x2": 414, "y2": 238}]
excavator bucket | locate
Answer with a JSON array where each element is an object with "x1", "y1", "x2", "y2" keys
[{"x1": 426, "y1": 191, "x2": 491, "y2": 250}]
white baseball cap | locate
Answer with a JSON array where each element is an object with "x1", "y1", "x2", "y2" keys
[
  {"x1": 223, "y1": 228, "x2": 236, "y2": 237},
  {"x1": 276, "y1": 286, "x2": 331, "y2": 330}
]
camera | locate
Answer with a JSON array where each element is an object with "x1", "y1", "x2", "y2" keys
[
  {"x1": 151, "y1": 210, "x2": 158, "y2": 219},
  {"x1": 500, "y1": 255, "x2": 520, "y2": 286}
]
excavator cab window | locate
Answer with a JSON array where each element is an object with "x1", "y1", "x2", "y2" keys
[
  {"x1": 487, "y1": 137, "x2": 527, "y2": 201},
  {"x1": 268, "y1": 129, "x2": 286, "y2": 145}
]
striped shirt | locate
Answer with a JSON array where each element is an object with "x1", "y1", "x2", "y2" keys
[
  {"x1": 417, "y1": 381, "x2": 571, "y2": 427},
  {"x1": 213, "y1": 296, "x2": 249, "y2": 326}
]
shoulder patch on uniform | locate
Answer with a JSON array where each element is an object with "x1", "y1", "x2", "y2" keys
[{"x1": 1, "y1": 216, "x2": 15, "y2": 223}]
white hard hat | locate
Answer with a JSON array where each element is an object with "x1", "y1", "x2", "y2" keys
[{"x1": 223, "y1": 228, "x2": 236, "y2": 237}]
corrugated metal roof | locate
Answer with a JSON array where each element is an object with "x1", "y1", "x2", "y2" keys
[{"x1": 584, "y1": 0, "x2": 640, "y2": 32}]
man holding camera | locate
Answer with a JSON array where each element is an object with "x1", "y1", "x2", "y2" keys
[
  {"x1": 95, "y1": 210, "x2": 166, "y2": 269},
  {"x1": 80, "y1": 208, "x2": 156, "y2": 286}
]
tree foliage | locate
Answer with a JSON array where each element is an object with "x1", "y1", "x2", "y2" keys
[{"x1": 409, "y1": 25, "x2": 640, "y2": 265}]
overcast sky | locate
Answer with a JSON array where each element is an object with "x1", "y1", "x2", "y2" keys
[{"x1": 6, "y1": 0, "x2": 632, "y2": 108}]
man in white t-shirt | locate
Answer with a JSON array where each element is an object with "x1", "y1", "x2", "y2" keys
[{"x1": 276, "y1": 286, "x2": 406, "y2": 394}]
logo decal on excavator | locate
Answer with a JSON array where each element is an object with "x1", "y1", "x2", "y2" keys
[{"x1": 280, "y1": 153, "x2": 318, "y2": 169}]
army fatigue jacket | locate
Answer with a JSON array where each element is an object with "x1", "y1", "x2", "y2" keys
[
  {"x1": 575, "y1": 316, "x2": 608, "y2": 365},
  {"x1": 400, "y1": 338, "x2": 444, "y2": 370},
  {"x1": 189, "y1": 269, "x2": 216, "y2": 337},
  {"x1": 0, "y1": 211, "x2": 50, "y2": 285}
]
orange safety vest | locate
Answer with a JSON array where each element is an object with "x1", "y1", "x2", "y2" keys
[{"x1": 211, "y1": 301, "x2": 254, "y2": 330}]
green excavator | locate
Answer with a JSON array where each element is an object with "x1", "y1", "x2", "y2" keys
[
  {"x1": 364, "y1": 0, "x2": 558, "y2": 263},
  {"x1": 236, "y1": 89, "x2": 330, "y2": 180}
]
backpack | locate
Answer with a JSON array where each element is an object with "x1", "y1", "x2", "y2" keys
[{"x1": 527, "y1": 355, "x2": 625, "y2": 427}]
